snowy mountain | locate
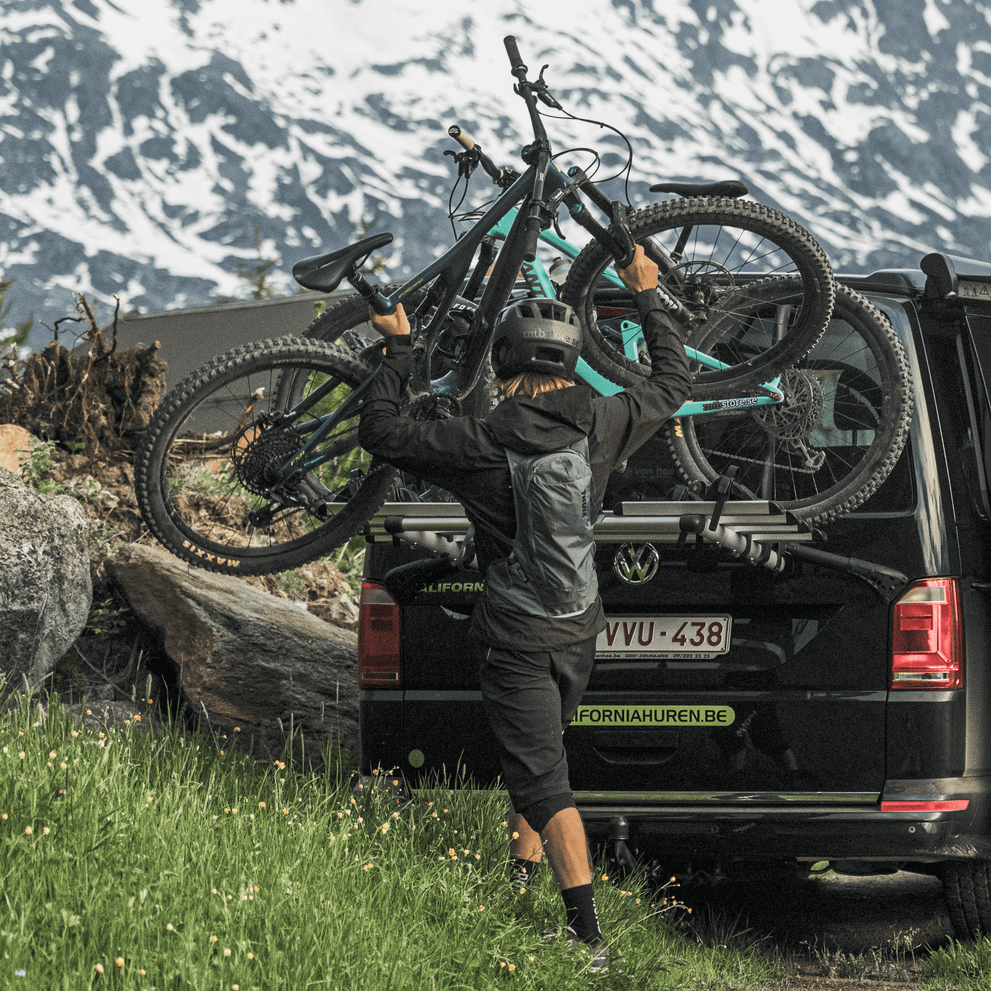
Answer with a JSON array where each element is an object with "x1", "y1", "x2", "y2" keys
[{"x1": 1, "y1": 0, "x2": 989, "y2": 350}]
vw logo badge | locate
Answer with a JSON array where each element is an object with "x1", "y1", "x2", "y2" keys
[{"x1": 613, "y1": 543, "x2": 660, "y2": 585}]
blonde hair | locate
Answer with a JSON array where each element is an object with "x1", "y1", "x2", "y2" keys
[{"x1": 496, "y1": 372, "x2": 575, "y2": 400}]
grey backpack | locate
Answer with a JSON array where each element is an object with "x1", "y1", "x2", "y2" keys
[{"x1": 483, "y1": 437, "x2": 598, "y2": 618}]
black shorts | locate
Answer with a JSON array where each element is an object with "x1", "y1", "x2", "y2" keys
[{"x1": 475, "y1": 635, "x2": 597, "y2": 830}]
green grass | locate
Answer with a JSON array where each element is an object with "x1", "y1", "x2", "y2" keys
[{"x1": 0, "y1": 693, "x2": 794, "y2": 990}]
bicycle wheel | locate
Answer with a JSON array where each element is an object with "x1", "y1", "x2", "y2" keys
[
  {"x1": 561, "y1": 198, "x2": 835, "y2": 398},
  {"x1": 665, "y1": 282, "x2": 914, "y2": 524},
  {"x1": 134, "y1": 337, "x2": 398, "y2": 576}
]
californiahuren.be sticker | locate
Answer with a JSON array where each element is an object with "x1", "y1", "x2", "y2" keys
[{"x1": 572, "y1": 705, "x2": 735, "y2": 727}]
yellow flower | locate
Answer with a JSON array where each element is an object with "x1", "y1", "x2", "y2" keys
[
  {"x1": 210, "y1": 935, "x2": 218, "y2": 943},
  {"x1": 508, "y1": 964, "x2": 516, "y2": 972},
  {"x1": 43, "y1": 827, "x2": 50, "y2": 836},
  {"x1": 24, "y1": 827, "x2": 32, "y2": 835},
  {"x1": 71, "y1": 731, "x2": 79, "y2": 738},
  {"x1": 512, "y1": 831, "x2": 520, "y2": 839},
  {"x1": 115, "y1": 957, "x2": 124, "y2": 967},
  {"x1": 48, "y1": 751, "x2": 56, "y2": 759},
  {"x1": 17, "y1": 752, "x2": 24, "y2": 760},
  {"x1": 60, "y1": 762, "x2": 67, "y2": 770},
  {"x1": 224, "y1": 948, "x2": 231, "y2": 957},
  {"x1": 166, "y1": 923, "x2": 174, "y2": 931},
  {"x1": 258, "y1": 802, "x2": 265, "y2": 809},
  {"x1": 95, "y1": 962, "x2": 105, "y2": 973}
]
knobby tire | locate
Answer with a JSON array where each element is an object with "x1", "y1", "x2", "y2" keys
[
  {"x1": 561, "y1": 197, "x2": 835, "y2": 399},
  {"x1": 665, "y1": 282, "x2": 914, "y2": 523},
  {"x1": 134, "y1": 337, "x2": 398, "y2": 576}
]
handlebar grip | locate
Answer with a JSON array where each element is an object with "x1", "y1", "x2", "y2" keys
[
  {"x1": 448, "y1": 125, "x2": 474, "y2": 151},
  {"x1": 504, "y1": 35, "x2": 526, "y2": 74},
  {"x1": 523, "y1": 216, "x2": 541, "y2": 263}
]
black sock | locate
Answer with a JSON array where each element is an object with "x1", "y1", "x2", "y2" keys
[
  {"x1": 510, "y1": 857, "x2": 541, "y2": 887},
  {"x1": 562, "y1": 883, "x2": 602, "y2": 944}
]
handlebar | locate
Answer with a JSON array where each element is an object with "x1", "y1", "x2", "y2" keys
[
  {"x1": 447, "y1": 124, "x2": 474, "y2": 152},
  {"x1": 504, "y1": 35, "x2": 526, "y2": 76}
]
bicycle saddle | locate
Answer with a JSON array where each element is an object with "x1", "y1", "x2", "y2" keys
[
  {"x1": 649, "y1": 180, "x2": 748, "y2": 199},
  {"x1": 292, "y1": 233, "x2": 394, "y2": 292}
]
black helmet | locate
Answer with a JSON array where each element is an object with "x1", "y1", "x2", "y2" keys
[{"x1": 491, "y1": 298, "x2": 583, "y2": 379}]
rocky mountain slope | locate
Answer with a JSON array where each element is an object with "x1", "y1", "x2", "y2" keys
[{"x1": 1, "y1": 0, "x2": 988, "y2": 347}]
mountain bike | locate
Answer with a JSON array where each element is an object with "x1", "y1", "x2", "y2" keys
[{"x1": 134, "y1": 37, "x2": 911, "y2": 577}]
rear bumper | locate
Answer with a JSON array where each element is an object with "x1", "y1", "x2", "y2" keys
[{"x1": 577, "y1": 789, "x2": 991, "y2": 863}]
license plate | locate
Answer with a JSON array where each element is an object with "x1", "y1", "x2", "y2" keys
[{"x1": 597, "y1": 615, "x2": 732, "y2": 659}]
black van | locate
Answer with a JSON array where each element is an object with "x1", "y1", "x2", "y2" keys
[{"x1": 356, "y1": 252, "x2": 991, "y2": 940}]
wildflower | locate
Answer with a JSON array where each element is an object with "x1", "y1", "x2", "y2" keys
[
  {"x1": 60, "y1": 762, "x2": 67, "y2": 770},
  {"x1": 363, "y1": 864, "x2": 373, "y2": 871},
  {"x1": 512, "y1": 831, "x2": 520, "y2": 840},
  {"x1": 14, "y1": 969, "x2": 25, "y2": 976},
  {"x1": 274, "y1": 761, "x2": 286, "y2": 770},
  {"x1": 116, "y1": 957, "x2": 124, "y2": 967},
  {"x1": 448, "y1": 848, "x2": 457, "y2": 860},
  {"x1": 258, "y1": 802, "x2": 265, "y2": 809},
  {"x1": 380, "y1": 824, "x2": 389, "y2": 835},
  {"x1": 24, "y1": 827, "x2": 32, "y2": 835},
  {"x1": 210, "y1": 935, "x2": 218, "y2": 943},
  {"x1": 18, "y1": 752, "x2": 24, "y2": 760},
  {"x1": 95, "y1": 963, "x2": 104, "y2": 973},
  {"x1": 247, "y1": 953, "x2": 254, "y2": 960},
  {"x1": 601, "y1": 873, "x2": 609, "y2": 881},
  {"x1": 166, "y1": 923, "x2": 174, "y2": 931},
  {"x1": 224, "y1": 948, "x2": 231, "y2": 957},
  {"x1": 1, "y1": 814, "x2": 6, "y2": 820},
  {"x1": 43, "y1": 827, "x2": 50, "y2": 836},
  {"x1": 508, "y1": 964, "x2": 516, "y2": 972}
]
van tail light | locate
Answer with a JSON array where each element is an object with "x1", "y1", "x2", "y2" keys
[
  {"x1": 891, "y1": 578, "x2": 963, "y2": 690},
  {"x1": 359, "y1": 582, "x2": 400, "y2": 688}
]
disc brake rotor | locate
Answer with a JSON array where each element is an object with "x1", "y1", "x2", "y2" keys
[{"x1": 753, "y1": 367, "x2": 824, "y2": 442}]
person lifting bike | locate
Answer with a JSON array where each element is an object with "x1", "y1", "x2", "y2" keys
[{"x1": 358, "y1": 244, "x2": 691, "y2": 974}]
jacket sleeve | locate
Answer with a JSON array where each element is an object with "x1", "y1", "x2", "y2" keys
[
  {"x1": 357, "y1": 336, "x2": 496, "y2": 479},
  {"x1": 593, "y1": 289, "x2": 692, "y2": 464}
]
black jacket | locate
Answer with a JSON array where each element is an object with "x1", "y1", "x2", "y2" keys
[{"x1": 358, "y1": 289, "x2": 693, "y2": 648}]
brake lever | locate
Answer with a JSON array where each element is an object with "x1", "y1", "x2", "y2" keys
[
  {"x1": 534, "y1": 65, "x2": 563, "y2": 110},
  {"x1": 443, "y1": 147, "x2": 479, "y2": 180}
]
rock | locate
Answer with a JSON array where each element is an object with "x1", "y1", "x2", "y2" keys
[
  {"x1": 105, "y1": 544, "x2": 359, "y2": 763},
  {"x1": 0, "y1": 469, "x2": 93, "y2": 690},
  {"x1": 0, "y1": 423, "x2": 36, "y2": 475}
]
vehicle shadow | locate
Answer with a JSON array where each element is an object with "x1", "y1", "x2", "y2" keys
[{"x1": 672, "y1": 867, "x2": 955, "y2": 968}]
